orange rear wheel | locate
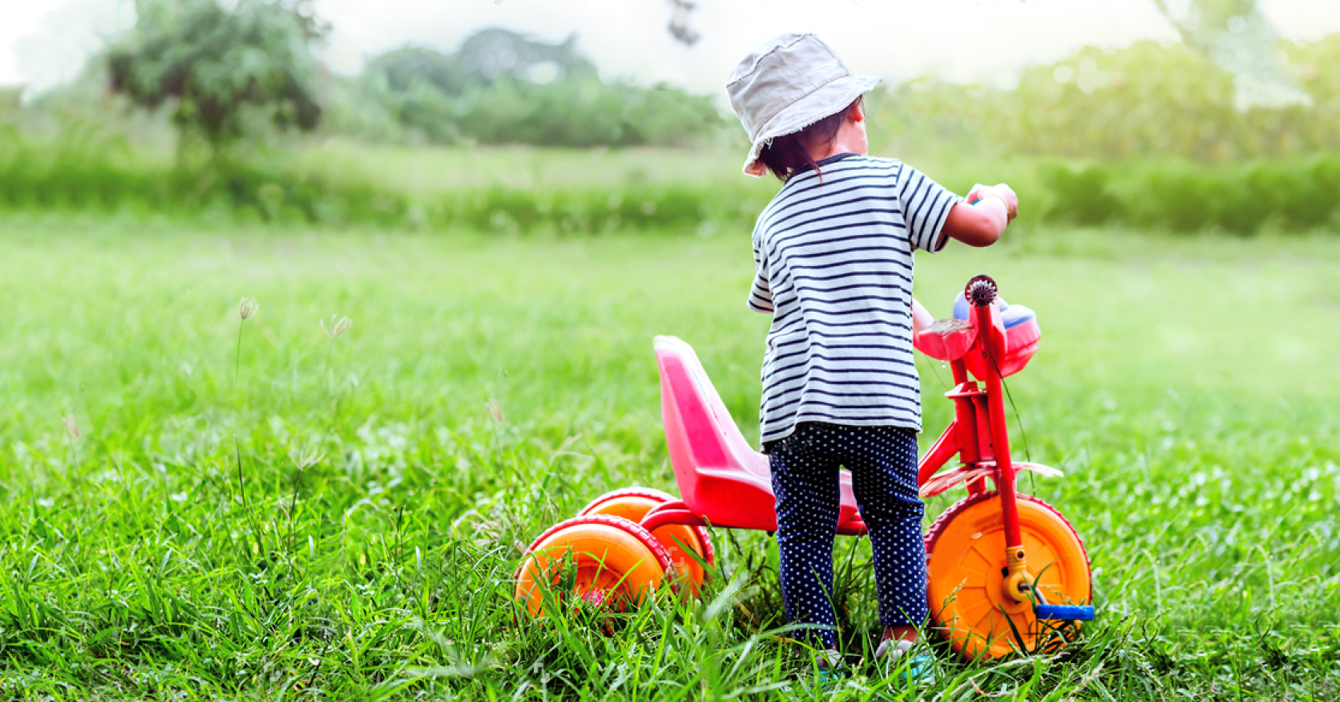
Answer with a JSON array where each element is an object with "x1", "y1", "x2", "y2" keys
[
  {"x1": 580, "y1": 487, "x2": 715, "y2": 594},
  {"x1": 925, "y1": 492, "x2": 1091, "y2": 660},
  {"x1": 514, "y1": 515, "x2": 673, "y2": 618}
]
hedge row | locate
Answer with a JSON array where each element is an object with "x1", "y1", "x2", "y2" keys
[
  {"x1": 3, "y1": 140, "x2": 1339, "y2": 235},
  {"x1": 0, "y1": 137, "x2": 766, "y2": 232},
  {"x1": 1042, "y1": 156, "x2": 1340, "y2": 233}
]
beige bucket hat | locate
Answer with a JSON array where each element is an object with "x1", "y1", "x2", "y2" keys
[{"x1": 726, "y1": 33, "x2": 883, "y2": 177}]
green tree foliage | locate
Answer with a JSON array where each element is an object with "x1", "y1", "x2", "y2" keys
[
  {"x1": 1152, "y1": 0, "x2": 1310, "y2": 109},
  {"x1": 870, "y1": 35, "x2": 1340, "y2": 162},
  {"x1": 329, "y1": 29, "x2": 726, "y2": 148},
  {"x1": 106, "y1": 0, "x2": 326, "y2": 164},
  {"x1": 1009, "y1": 41, "x2": 1242, "y2": 159}
]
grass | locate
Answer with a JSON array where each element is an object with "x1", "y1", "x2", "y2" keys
[{"x1": 0, "y1": 212, "x2": 1337, "y2": 700}]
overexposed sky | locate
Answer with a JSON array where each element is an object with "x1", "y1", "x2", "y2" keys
[{"x1": 4, "y1": 0, "x2": 1340, "y2": 97}]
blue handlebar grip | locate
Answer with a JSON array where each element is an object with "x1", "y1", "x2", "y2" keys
[{"x1": 1035, "y1": 604, "x2": 1095, "y2": 621}]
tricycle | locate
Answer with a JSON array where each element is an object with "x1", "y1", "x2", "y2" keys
[{"x1": 514, "y1": 274, "x2": 1094, "y2": 660}]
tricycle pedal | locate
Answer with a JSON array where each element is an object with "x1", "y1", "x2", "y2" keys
[{"x1": 1034, "y1": 604, "x2": 1094, "y2": 621}]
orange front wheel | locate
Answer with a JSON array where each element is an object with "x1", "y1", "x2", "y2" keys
[
  {"x1": 925, "y1": 492, "x2": 1092, "y2": 660},
  {"x1": 514, "y1": 514, "x2": 674, "y2": 618},
  {"x1": 580, "y1": 487, "x2": 715, "y2": 595}
]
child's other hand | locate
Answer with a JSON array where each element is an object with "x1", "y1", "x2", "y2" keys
[{"x1": 967, "y1": 183, "x2": 1019, "y2": 222}]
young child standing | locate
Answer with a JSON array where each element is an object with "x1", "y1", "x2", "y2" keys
[{"x1": 725, "y1": 34, "x2": 1019, "y2": 670}]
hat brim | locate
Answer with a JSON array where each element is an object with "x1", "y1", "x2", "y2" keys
[{"x1": 743, "y1": 74, "x2": 883, "y2": 177}]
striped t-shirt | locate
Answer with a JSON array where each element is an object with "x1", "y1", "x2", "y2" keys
[{"x1": 747, "y1": 153, "x2": 961, "y2": 445}]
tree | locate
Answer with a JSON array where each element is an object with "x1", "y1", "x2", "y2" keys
[
  {"x1": 455, "y1": 29, "x2": 596, "y2": 84},
  {"x1": 1151, "y1": 0, "x2": 1310, "y2": 109},
  {"x1": 107, "y1": 0, "x2": 326, "y2": 167},
  {"x1": 342, "y1": 29, "x2": 726, "y2": 148}
]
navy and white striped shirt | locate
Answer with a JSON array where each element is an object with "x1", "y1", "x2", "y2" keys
[{"x1": 748, "y1": 153, "x2": 960, "y2": 445}]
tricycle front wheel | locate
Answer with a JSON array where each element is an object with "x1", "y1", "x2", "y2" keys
[{"x1": 925, "y1": 492, "x2": 1092, "y2": 660}]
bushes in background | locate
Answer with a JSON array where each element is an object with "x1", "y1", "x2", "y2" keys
[
  {"x1": 1043, "y1": 156, "x2": 1340, "y2": 233},
  {"x1": 2, "y1": 131, "x2": 1338, "y2": 234},
  {"x1": 1038, "y1": 165, "x2": 1125, "y2": 226},
  {"x1": 0, "y1": 132, "x2": 764, "y2": 231}
]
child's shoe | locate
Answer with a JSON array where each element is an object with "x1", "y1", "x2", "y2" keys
[
  {"x1": 899, "y1": 653, "x2": 936, "y2": 685},
  {"x1": 814, "y1": 666, "x2": 846, "y2": 690},
  {"x1": 873, "y1": 637, "x2": 913, "y2": 663},
  {"x1": 870, "y1": 638, "x2": 937, "y2": 685},
  {"x1": 807, "y1": 648, "x2": 847, "y2": 692}
]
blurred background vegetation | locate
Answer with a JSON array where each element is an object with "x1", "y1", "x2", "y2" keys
[{"x1": 1, "y1": 0, "x2": 1337, "y2": 235}]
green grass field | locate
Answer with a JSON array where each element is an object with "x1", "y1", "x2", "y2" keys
[{"x1": 0, "y1": 213, "x2": 1337, "y2": 700}]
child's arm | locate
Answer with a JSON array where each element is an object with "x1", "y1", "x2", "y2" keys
[
  {"x1": 940, "y1": 183, "x2": 1018, "y2": 248},
  {"x1": 911, "y1": 298, "x2": 934, "y2": 334}
]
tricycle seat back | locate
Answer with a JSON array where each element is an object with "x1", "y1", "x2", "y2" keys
[{"x1": 653, "y1": 336, "x2": 865, "y2": 533}]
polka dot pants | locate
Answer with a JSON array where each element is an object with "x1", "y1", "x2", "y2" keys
[{"x1": 765, "y1": 422, "x2": 927, "y2": 650}]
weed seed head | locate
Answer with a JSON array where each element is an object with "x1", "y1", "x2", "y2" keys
[
  {"x1": 487, "y1": 399, "x2": 504, "y2": 422},
  {"x1": 61, "y1": 413, "x2": 80, "y2": 437},
  {"x1": 295, "y1": 444, "x2": 325, "y2": 471},
  {"x1": 321, "y1": 314, "x2": 353, "y2": 340},
  {"x1": 238, "y1": 296, "x2": 260, "y2": 321}
]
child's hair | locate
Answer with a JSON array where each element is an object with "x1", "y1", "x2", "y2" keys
[{"x1": 757, "y1": 97, "x2": 861, "y2": 182}]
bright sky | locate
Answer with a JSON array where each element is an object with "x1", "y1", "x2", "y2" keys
[{"x1": 4, "y1": 0, "x2": 1340, "y2": 97}]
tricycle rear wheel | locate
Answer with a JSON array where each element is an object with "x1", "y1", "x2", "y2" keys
[
  {"x1": 579, "y1": 487, "x2": 715, "y2": 594},
  {"x1": 514, "y1": 514, "x2": 674, "y2": 618}
]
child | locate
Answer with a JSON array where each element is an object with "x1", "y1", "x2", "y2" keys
[{"x1": 725, "y1": 34, "x2": 1018, "y2": 672}]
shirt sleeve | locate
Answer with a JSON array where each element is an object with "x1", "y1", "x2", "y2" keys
[
  {"x1": 897, "y1": 163, "x2": 962, "y2": 254},
  {"x1": 747, "y1": 231, "x2": 774, "y2": 314}
]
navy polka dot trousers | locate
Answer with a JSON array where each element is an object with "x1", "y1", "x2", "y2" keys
[{"x1": 764, "y1": 422, "x2": 927, "y2": 650}]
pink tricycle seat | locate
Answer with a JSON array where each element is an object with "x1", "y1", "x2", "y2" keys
[{"x1": 653, "y1": 336, "x2": 867, "y2": 534}]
